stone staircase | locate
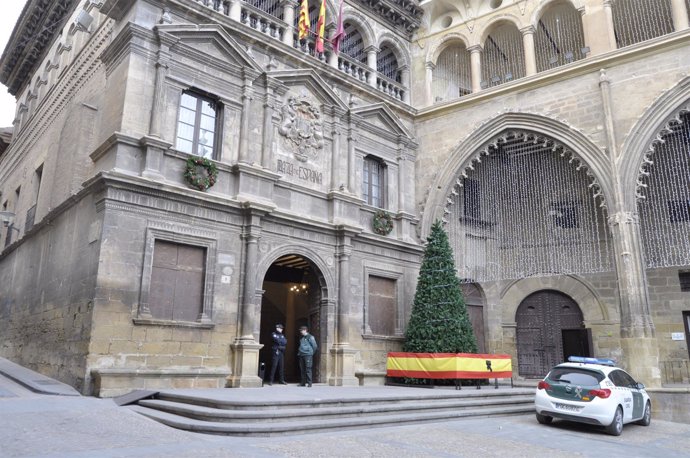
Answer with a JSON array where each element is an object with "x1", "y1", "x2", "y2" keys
[{"x1": 125, "y1": 387, "x2": 536, "y2": 436}]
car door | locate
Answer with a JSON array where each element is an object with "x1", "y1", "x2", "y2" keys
[
  {"x1": 609, "y1": 370, "x2": 633, "y2": 422},
  {"x1": 621, "y1": 370, "x2": 644, "y2": 419}
]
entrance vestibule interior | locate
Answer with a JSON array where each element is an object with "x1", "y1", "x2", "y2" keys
[{"x1": 259, "y1": 254, "x2": 321, "y2": 383}]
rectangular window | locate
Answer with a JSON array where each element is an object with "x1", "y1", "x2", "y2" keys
[
  {"x1": 680, "y1": 271, "x2": 690, "y2": 292},
  {"x1": 25, "y1": 165, "x2": 42, "y2": 232},
  {"x1": 367, "y1": 276, "x2": 396, "y2": 336},
  {"x1": 149, "y1": 240, "x2": 206, "y2": 322},
  {"x1": 175, "y1": 91, "x2": 221, "y2": 159},
  {"x1": 463, "y1": 178, "x2": 481, "y2": 220},
  {"x1": 363, "y1": 156, "x2": 385, "y2": 208},
  {"x1": 668, "y1": 200, "x2": 690, "y2": 223}
]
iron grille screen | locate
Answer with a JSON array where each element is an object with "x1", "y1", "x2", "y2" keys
[
  {"x1": 481, "y1": 23, "x2": 525, "y2": 89},
  {"x1": 446, "y1": 132, "x2": 612, "y2": 283},
  {"x1": 638, "y1": 111, "x2": 690, "y2": 268}
]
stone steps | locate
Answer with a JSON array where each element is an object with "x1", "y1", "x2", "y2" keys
[{"x1": 127, "y1": 388, "x2": 536, "y2": 436}]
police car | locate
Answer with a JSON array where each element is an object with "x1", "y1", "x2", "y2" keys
[{"x1": 534, "y1": 357, "x2": 651, "y2": 436}]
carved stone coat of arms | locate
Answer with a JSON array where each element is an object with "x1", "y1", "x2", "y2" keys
[{"x1": 278, "y1": 95, "x2": 324, "y2": 162}]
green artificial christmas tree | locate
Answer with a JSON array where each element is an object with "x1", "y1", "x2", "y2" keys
[{"x1": 404, "y1": 220, "x2": 478, "y2": 354}]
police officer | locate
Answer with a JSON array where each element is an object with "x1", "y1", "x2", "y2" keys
[
  {"x1": 297, "y1": 325, "x2": 318, "y2": 387},
  {"x1": 268, "y1": 323, "x2": 287, "y2": 385}
]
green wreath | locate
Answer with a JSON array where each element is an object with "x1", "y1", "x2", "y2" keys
[
  {"x1": 183, "y1": 155, "x2": 218, "y2": 191},
  {"x1": 372, "y1": 210, "x2": 394, "y2": 235}
]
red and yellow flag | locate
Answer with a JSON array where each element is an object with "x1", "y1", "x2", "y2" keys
[
  {"x1": 315, "y1": 0, "x2": 327, "y2": 53},
  {"x1": 386, "y1": 353, "x2": 513, "y2": 379},
  {"x1": 298, "y1": 0, "x2": 310, "y2": 41}
]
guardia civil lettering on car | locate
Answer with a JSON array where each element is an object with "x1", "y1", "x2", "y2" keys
[{"x1": 534, "y1": 356, "x2": 651, "y2": 436}]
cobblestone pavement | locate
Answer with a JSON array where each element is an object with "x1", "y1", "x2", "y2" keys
[{"x1": 2, "y1": 376, "x2": 689, "y2": 458}]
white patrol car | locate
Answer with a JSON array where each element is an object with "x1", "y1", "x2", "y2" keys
[{"x1": 534, "y1": 357, "x2": 651, "y2": 436}]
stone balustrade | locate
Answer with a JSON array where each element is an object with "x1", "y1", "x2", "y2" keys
[
  {"x1": 376, "y1": 74, "x2": 405, "y2": 102},
  {"x1": 338, "y1": 54, "x2": 371, "y2": 85}
]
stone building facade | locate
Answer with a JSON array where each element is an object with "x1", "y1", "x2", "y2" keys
[{"x1": 0, "y1": 0, "x2": 688, "y2": 397}]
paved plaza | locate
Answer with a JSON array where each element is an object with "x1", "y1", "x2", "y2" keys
[{"x1": 1, "y1": 374, "x2": 689, "y2": 458}]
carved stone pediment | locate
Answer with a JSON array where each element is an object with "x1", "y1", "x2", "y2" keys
[{"x1": 278, "y1": 94, "x2": 324, "y2": 162}]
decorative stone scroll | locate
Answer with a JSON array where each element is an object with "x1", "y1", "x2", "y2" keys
[{"x1": 278, "y1": 94, "x2": 324, "y2": 162}]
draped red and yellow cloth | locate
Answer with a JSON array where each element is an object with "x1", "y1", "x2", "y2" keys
[
  {"x1": 315, "y1": 0, "x2": 327, "y2": 52},
  {"x1": 298, "y1": 0, "x2": 310, "y2": 40},
  {"x1": 386, "y1": 353, "x2": 513, "y2": 379}
]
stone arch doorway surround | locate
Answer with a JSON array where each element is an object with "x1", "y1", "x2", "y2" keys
[
  {"x1": 255, "y1": 246, "x2": 335, "y2": 384},
  {"x1": 515, "y1": 290, "x2": 585, "y2": 377},
  {"x1": 500, "y1": 275, "x2": 613, "y2": 377}
]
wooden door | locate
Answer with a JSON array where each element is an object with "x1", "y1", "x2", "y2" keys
[{"x1": 516, "y1": 290, "x2": 584, "y2": 377}]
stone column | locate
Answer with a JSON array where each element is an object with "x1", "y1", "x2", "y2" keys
[
  {"x1": 521, "y1": 26, "x2": 537, "y2": 76},
  {"x1": 424, "y1": 61, "x2": 435, "y2": 106},
  {"x1": 228, "y1": 209, "x2": 264, "y2": 388},
  {"x1": 366, "y1": 46, "x2": 379, "y2": 88},
  {"x1": 238, "y1": 72, "x2": 254, "y2": 163},
  {"x1": 229, "y1": 0, "x2": 242, "y2": 21},
  {"x1": 327, "y1": 25, "x2": 340, "y2": 68},
  {"x1": 329, "y1": 227, "x2": 358, "y2": 386},
  {"x1": 603, "y1": 1, "x2": 618, "y2": 51},
  {"x1": 281, "y1": 0, "x2": 297, "y2": 46},
  {"x1": 671, "y1": 0, "x2": 690, "y2": 31},
  {"x1": 469, "y1": 45, "x2": 482, "y2": 93},
  {"x1": 599, "y1": 69, "x2": 660, "y2": 387},
  {"x1": 399, "y1": 65, "x2": 410, "y2": 104}
]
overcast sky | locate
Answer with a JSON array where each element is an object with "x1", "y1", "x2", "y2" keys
[{"x1": 0, "y1": 1, "x2": 29, "y2": 127}]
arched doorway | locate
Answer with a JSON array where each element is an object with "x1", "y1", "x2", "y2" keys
[
  {"x1": 516, "y1": 290, "x2": 591, "y2": 377},
  {"x1": 260, "y1": 254, "x2": 324, "y2": 383}
]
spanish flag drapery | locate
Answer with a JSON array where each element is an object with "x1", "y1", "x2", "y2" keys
[
  {"x1": 315, "y1": 0, "x2": 327, "y2": 52},
  {"x1": 298, "y1": 0, "x2": 310, "y2": 40},
  {"x1": 386, "y1": 353, "x2": 513, "y2": 379}
]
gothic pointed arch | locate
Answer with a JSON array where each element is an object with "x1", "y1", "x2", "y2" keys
[{"x1": 421, "y1": 112, "x2": 614, "y2": 239}]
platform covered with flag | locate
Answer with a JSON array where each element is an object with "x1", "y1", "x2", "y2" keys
[{"x1": 386, "y1": 352, "x2": 513, "y2": 379}]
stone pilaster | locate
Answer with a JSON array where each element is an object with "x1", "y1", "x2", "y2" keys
[
  {"x1": 521, "y1": 26, "x2": 537, "y2": 76},
  {"x1": 238, "y1": 71, "x2": 254, "y2": 164},
  {"x1": 261, "y1": 77, "x2": 279, "y2": 169},
  {"x1": 468, "y1": 45, "x2": 482, "y2": 93},
  {"x1": 599, "y1": 69, "x2": 660, "y2": 387},
  {"x1": 228, "y1": 207, "x2": 265, "y2": 388},
  {"x1": 329, "y1": 226, "x2": 359, "y2": 386},
  {"x1": 330, "y1": 114, "x2": 342, "y2": 191},
  {"x1": 602, "y1": 1, "x2": 618, "y2": 51},
  {"x1": 399, "y1": 65, "x2": 410, "y2": 104},
  {"x1": 346, "y1": 117, "x2": 357, "y2": 193}
]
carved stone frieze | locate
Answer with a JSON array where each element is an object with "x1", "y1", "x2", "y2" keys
[
  {"x1": 278, "y1": 94, "x2": 324, "y2": 162},
  {"x1": 607, "y1": 211, "x2": 640, "y2": 227}
]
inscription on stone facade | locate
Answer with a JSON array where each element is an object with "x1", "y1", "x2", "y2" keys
[{"x1": 277, "y1": 159, "x2": 323, "y2": 185}]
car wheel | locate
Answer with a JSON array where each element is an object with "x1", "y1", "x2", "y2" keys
[
  {"x1": 536, "y1": 413, "x2": 553, "y2": 425},
  {"x1": 606, "y1": 406, "x2": 624, "y2": 436},
  {"x1": 636, "y1": 401, "x2": 651, "y2": 426}
]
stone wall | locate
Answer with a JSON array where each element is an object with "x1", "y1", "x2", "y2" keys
[{"x1": 0, "y1": 193, "x2": 101, "y2": 392}]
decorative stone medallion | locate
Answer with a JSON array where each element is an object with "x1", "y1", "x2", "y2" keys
[{"x1": 278, "y1": 94, "x2": 324, "y2": 162}]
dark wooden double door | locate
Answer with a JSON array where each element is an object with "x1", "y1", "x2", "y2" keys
[{"x1": 516, "y1": 290, "x2": 591, "y2": 377}]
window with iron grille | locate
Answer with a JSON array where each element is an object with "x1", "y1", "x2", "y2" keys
[
  {"x1": 149, "y1": 240, "x2": 206, "y2": 322},
  {"x1": 611, "y1": 0, "x2": 674, "y2": 49},
  {"x1": 463, "y1": 178, "x2": 481, "y2": 220},
  {"x1": 481, "y1": 23, "x2": 526, "y2": 89},
  {"x1": 363, "y1": 156, "x2": 386, "y2": 208},
  {"x1": 377, "y1": 45, "x2": 400, "y2": 82},
  {"x1": 342, "y1": 22, "x2": 366, "y2": 62},
  {"x1": 175, "y1": 91, "x2": 222, "y2": 159},
  {"x1": 433, "y1": 43, "x2": 472, "y2": 102},
  {"x1": 535, "y1": 2, "x2": 587, "y2": 72},
  {"x1": 668, "y1": 200, "x2": 690, "y2": 223}
]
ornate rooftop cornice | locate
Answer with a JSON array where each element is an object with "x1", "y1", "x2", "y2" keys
[
  {"x1": 0, "y1": 0, "x2": 79, "y2": 96},
  {"x1": 353, "y1": 0, "x2": 424, "y2": 37}
]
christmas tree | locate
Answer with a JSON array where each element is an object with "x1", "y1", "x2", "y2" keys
[{"x1": 404, "y1": 220, "x2": 478, "y2": 353}]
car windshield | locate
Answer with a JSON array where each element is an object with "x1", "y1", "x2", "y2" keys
[{"x1": 547, "y1": 367, "x2": 604, "y2": 386}]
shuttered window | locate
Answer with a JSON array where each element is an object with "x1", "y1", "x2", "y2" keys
[{"x1": 149, "y1": 240, "x2": 206, "y2": 322}]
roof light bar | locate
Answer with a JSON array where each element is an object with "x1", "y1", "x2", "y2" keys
[{"x1": 567, "y1": 356, "x2": 616, "y2": 366}]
